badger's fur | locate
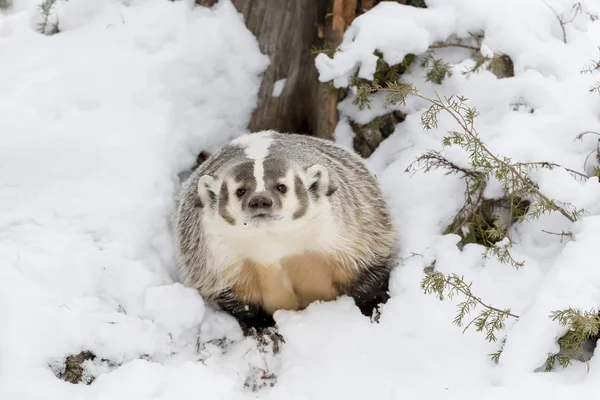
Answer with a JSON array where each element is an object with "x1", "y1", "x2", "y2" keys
[{"x1": 174, "y1": 130, "x2": 398, "y2": 333}]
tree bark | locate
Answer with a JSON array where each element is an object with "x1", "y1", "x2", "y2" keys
[
  {"x1": 196, "y1": 0, "x2": 424, "y2": 142},
  {"x1": 230, "y1": 0, "x2": 348, "y2": 140}
]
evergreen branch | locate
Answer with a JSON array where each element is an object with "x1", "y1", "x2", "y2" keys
[
  {"x1": 580, "y1": 60, "x2": 600, "y2": 75},
  {"x1": 421, "y1": 271, "x2": 519, "y2": 326},
  {"x1": 423, "y1": 273, "x2": 520, "y2": 318},
  {"x1": 483, "y1": 240, "x2": 525, "y2": 269},
  {"x1": 489, "y1": 337, "x2": 506, "y2": 364},
  {"x1": 545, "y1": 308, "x2": 600, "y2": 371},
  {"x1": 422, "y1": 271, "x2": 518, "y2": 342},
  {"x1": 375, "y1": 82, "x2": 581, "y2": 223},
  {"x1": 419, "y1": 53, "x2": 452, "y2": 84}
]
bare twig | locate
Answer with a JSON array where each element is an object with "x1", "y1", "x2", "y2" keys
[
  {"x1": 514, "y1": 161, "x2": 588, "y2": 181},
  {"x1": 543, "y1": 0, "x2": 568, "y2": 43},
  {"x1": 429, "y1": 42, "x2": 480, "y2": 51},
  {"x1": 405, "y1": 150, "x2": 480, "y2": 178},
  {"x1": 575, "y1": 130, "x2": 600, "y2": 141},
  {"x1": 542, "y1": 229, "x2": 573, "y2": 242}
]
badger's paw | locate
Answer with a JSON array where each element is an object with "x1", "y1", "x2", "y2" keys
[
  {"x1": 240, "y1": 327, "x2": 285, "y2": 392},
  {"x1": 251, "y1": 326, "x2": 285, "y2": 355}
]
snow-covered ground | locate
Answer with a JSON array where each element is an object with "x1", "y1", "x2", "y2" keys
[{"x1": 2, "y1": 0, "x2": 600, "y2": 398}]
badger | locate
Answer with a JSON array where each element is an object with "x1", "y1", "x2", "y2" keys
[{"x1": 173, "y1": 130, "x2": 398, "y2": 334}]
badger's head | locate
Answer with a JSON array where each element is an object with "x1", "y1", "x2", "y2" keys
[{"x1": 196, "y1": 157, "x2": 333, "y2": 232}]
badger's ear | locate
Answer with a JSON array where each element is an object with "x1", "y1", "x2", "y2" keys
[
  {"x1": 306, "y1": 164, "x2": 334, "y2": 196},
  {"x1": 197, "y1": 175, "x2": 218, "y2": 208}
]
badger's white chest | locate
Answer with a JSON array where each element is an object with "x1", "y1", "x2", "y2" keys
[{"x1": 206, "y1": 205, "x2": 339, "y2": 265}]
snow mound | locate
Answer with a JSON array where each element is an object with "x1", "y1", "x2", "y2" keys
[
  {"x1": 0, "y1": 0, "x2": 268, "y2": 397},
  {"x1": 314, "y1": 0, "x2": 600, "y2": 397},
  {"x1": 143, "y1": 283, "x2": 206, "y2": 335}
]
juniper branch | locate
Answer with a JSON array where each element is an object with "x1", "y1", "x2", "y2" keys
[
  {"x1": 489, "y1": 337, "x2": 506, "y2": 364},
  {"x1": 545, "y1": 308, "x2": 600, "y2": 370},
  {"x1": 422, "y1": 271, "x2": 519, "y2": 342},
  {"x1": 417, "y1": 95, "x2": 577, "y2": 223},
  {"x1": 362, "y1": 81, "x2": 581, "y2": 223}
]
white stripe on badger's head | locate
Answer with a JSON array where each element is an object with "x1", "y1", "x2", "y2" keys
[{"x1": 231, "y1": 131, "x2": 273, "y2": 191}]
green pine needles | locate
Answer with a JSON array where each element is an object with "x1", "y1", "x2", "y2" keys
[
  {"x1": 581, "y1": 48, "x2": 600, "y2": 95},
  {"x1": 419, "y1": 52, "x2": 452, "y2": 84},
  {"x1": 545, "y1": 308, "x2": 600, "y2": 371},
  {"x1": 421, "y1": 270, "x2": 518, "y2": 343},
  {"x1": 355, "y1": 82, "x2": 583, "y2": 260},
  {"x1": 320, "y1": 19, "x2": 599, "y2": 374},
  {"x1": 353, "y1": 80, "x2": 587, "y2": 365}
]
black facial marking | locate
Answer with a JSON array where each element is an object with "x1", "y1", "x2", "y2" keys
[
  {"x1": 218, "y1": 182, "x2": 236, "y2": 225},
  {"x1": 232, "y1": 161, "x2": 256, "y2": 185},
  {"x1": 292, "y1": 174, "x2": 309, "y2": 220},
  {"x1": 263, "y1": 158, "x2": 288, "y2": 181}
]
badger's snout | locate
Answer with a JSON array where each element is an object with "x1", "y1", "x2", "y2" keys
[
  {"x1": 248, "y1": 192, "x2": 274, "y2": 217},
  {"x1": 248, "y1": 194, "x2": 273, "y2": 210}
]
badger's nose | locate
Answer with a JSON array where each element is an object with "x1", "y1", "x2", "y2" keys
[{"x1": 248, "y1": 195, "x2": 273, "y2": 209}]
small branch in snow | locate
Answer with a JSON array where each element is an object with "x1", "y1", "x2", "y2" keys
[
  {"x1": 574, "y1": 130, "x2": 600, "y2": 177},
  {"x1": 541, "y1": 229, "x2": 573, "y2": 242},
  {"x1": 429, "y1": 42, "x2": 479, "y2": 52},
  {"x1": 406, "y1": 150, "x2": 480, "y2": 179},
  {"x1": 37, "y1": 0, "x2": 62, "y2": 35},
  {"x1": 514, "y1": 161, "x2": 588, "y2": 181},
  {"x1": 543, "y1": 0, "x2": 568, "y2": 43},
  {"x1": 543, "y1": 0, "x2": 587, "y2": 44}
]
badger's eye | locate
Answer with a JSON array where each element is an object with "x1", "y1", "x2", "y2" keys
[
  {"x1": 236, "y1": 188, "x2": 246, "y2": 198},
  {"x1": 276, "y1": 184, "x2": 287, "y2": 194}
]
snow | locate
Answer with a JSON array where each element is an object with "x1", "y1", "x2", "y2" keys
[
  {"x1": 271, "y1": 78, "x2": 286, "y2": 97},
  {"x1": 2, "y1": 0, "x2": 600, "y2": 399},
  {"x1": 0, "y1": 0, "x2": 269, "y2": 397}
]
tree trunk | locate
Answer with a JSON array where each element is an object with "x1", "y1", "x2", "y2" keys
[{"x1": 230, "y1": 0, "x2": 354, "y2": 140}]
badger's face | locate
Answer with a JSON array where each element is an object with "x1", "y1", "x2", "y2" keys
[{"x1": 196, "y1": 157, "x2": 332, "y2": 231}]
